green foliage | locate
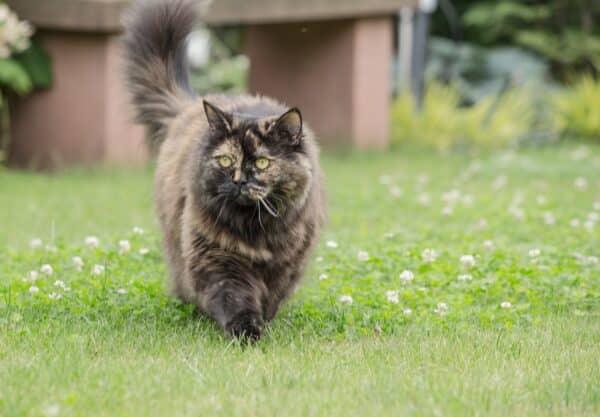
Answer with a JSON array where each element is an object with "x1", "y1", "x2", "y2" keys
[
  {"x1": 0, "y1": 57, "x2": 31, "y2": 94},
  {"x1": 553, "y1": 76, "x2": 600, "y2": 142},
  {"x1": 0, "y1": 40, "x2": 52, "y2": 95},
  {"x1": 391, "y1": 83, "x2": 534, "y2": 150}
]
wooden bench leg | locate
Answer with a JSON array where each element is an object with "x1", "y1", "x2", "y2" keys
[
  {"x1": 244, "y1": 17, "x2": 392, "y2": 149},
  {"x1": 9, "y1": 31, "x2": 146, "y2": 170}
]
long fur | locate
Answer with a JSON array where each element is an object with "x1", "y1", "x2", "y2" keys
[{"x1": 122, "y1": 0, "x2": 196, "y2": 148}]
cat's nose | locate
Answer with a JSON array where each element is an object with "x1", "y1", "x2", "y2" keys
[{"x1": 232, "y1": 170, "x2": 247, "y2": 185}]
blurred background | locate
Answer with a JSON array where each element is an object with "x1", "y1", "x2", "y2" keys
[{"x1": 0, "y1": 0, "x2": 598, "y2": 168}]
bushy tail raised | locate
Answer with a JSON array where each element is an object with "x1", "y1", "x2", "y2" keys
[{"x1": 123, "y1": 0, "x2": 197, "y2": 148}]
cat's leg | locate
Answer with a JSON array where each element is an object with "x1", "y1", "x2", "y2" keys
[{"x1": 191, "y1": 260, "x2": 268, "y2": 340}]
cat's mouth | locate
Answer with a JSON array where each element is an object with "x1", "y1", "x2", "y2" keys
[{"x1": 237, "y1": 184, "x2": 268, "y2": 206}]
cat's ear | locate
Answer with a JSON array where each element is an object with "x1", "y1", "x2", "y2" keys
[
  {"x1": 272, "y1": 108, "x2": 303, "y2": 144},
  {"x1": 203, "y1": 100, "x2": 232, "y2": 132}
]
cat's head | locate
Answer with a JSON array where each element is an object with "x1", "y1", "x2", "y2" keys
[{"x1": 192, "y1": 101, "x2": 314, "y2": 222}]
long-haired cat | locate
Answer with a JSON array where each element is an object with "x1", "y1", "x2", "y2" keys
[{"x1": 123, "y1": 0, "x2": 326, "y2": 340}]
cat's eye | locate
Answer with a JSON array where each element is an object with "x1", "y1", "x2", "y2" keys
[
  {"x1": 255, "y1": 158, "x2": 270, "y2": 170},
  {"x1": 218, "y1": 155, "x2": 233, "y2": 168}
]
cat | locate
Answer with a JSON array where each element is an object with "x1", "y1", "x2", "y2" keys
[{"x1": 123, "y1": 0, "x2": 326, "y2": 340}]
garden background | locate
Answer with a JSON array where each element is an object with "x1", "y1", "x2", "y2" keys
[{"x1": 1, "y1": 1, "x2": 599, "y2": 416}]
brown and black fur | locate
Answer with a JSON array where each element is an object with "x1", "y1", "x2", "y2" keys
[{"x1": 123, "y1": 0, "x2": 326, "y2": 340}]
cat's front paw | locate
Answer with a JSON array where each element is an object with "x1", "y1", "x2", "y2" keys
[{"x1": 226, "y1": 311, "x2": 264, "y2": 342}]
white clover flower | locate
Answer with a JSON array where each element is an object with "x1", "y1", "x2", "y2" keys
[
  {"x1": 457, "y1": 274, "x2": 472, "y2": 281},
  {"x1": 389, "y1": 186, "x2": 403, "y2": 199},
  {"x1": 528, "y1": 248, "x2": 541, "y2": 258},
  {"x1": 492, "y1": 175, "x2": 507, "y2": 190},
  {"x1": 315, "y1": 256, "x2": 324, "y2": 263},
  {"x1": 460, "y1": 255, "x2": 476, "y2": 269},
  {"x1": 72, "y1": 256, "x2": 84, "y2": 271},
  {"x1": 442, "y1": 189, "x2": 461, "y2": 205},
  {"x1": 29, "y1": 271, "x2": 39, "y2": 282},
  {"x1": 483, "y1": 240, "x2": 494, "y2": 250},
  {"x1": 383, "y1": 232, "x2": 395, "y2": 239},
  {"x1": 399, "y1": 270, "x2": 414, "y2": 283},
  {"x1": 40, "y1": 264, "x2": 53, "y2": 275},
  {"x1": 139, "y1": 248, "x2": 150, "y2": 256},
  {"x1": 434, "y1": 302, "x2": 448, "y2": 316},
  {"x1": 326, "y1": 240, "x2": 338, "y2": 248},
  {"x1": 29, "y1": 286, "x2": 39, "y2": 294},
  {"x1": 318, "y1": 273, "x2": 328, "y2": 281},
  {"x1": 117, "y1": 288, "x2": 128, "y2": 295},
  {"x1": 85, "y1": 236, "x2": 100, "y2": 249},
  {"x1": 91, "y1": 264, "x2": 105, "y2": 276},
  {"x1": 584, "y1": 220, "x2": 595, "y2": 231},
  {"x1": 536, "y1": 195, "x2": 547, "y2": 205},
  {"x1": 418, "y1": 193, "x2": 431, "y2": 206},
  {"x1": 543, "y1": 212, "x2": 556, "y2": 225},
  {"x1": 403, "y1": 308, "x2": 412, "y2": 315},
  {"x1": 29, "y1": 238, "x2": 43, "y2": 249},
  {"x1": 594, "y1": 201, "x2": 600, "y2": 211},
  {"x1": 54, "y1": 280, "x2": 66, "y2": 289},
  {"x1": 422, "y1": 248, "x2": 438, "y2": 263},
  {"x1": 574, "y1": 177, "x2": 588, "y2": 190},
  {"x1": 45, "y1": 245, "x2": 57, "y2": 253},
  {"x1": 357, "y1": 251, "x2": 369, "y2": 262},
  {"x1": 570, "y1": 219, "x2": 580, "y2": 228},
  {"x1": 441, "y1": 206, "x2": 454, "y2": 216},
  {"x1": 386, "y1": 290, "x2": 399, "y2": 304},
  {"x1": 48, "y1": 292, "x2": 62, "y2": 301},
  {"x1": 586, "y1": 256, "x2": 598, "y2": 265},
  {"x1": 588, "y1": 212, "x2": 599, "y2": 222},
  {"x1": 339, "y1": 295, "x2": 353, "y2": 305},
  {"x1": 119, "y1": 240, "x2": 131, "y2": 254},
  {"x1": 509, "y1": 206, "x2": 525, "y2": 221},
  {"x1": 500, "y1": 301, "x2": 512, "y2": 309},
  {"x1": 133, "y1": 226, "x2": 144, "y2": 235},
  {"x1": 42, "y1": 404, "x2": 60, "y2": 417}
]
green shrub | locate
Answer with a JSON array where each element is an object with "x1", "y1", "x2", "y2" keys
[
  {"x1": 553, "y1": 76, "x2": 600, "y2": 143},
  {"x1": 390, "y1": 83, "x2": 535, "y2": 151}
]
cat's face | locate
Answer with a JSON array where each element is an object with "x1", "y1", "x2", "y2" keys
[{"x1": 194, "y1": 101, "x2": 313, "y2": 221}]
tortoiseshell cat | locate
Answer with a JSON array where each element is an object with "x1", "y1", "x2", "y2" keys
[{"x1": 123, "y1": 0, "x2": 326, "y2": 340}]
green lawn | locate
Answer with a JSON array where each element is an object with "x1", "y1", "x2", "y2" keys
[{"x1": 1, "y1": 147, "x2": 599, "y2": 417}]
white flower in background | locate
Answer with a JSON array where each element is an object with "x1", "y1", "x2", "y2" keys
[
  {"x1": 318, "y1": 273, "x2": 328, "y2": 281},
  {"x1": 536, "y1": 195, "x2": 547, "y2": 205},
  {"x1": 586, "y1": 256, "x2": 598, "y2": 265},
  {"x1": 588, "y1": 212, "x2": 599, "y2": 222},
  {"x1": 357, "y1": 251, "x2": 369, "y2": 262},
  {"x1": 0, "y1": 5, "x2": 34, "y2": 57},
  {"x1": 40, "y1": 264, "x2": 53, "y2": 275},
  {"x1": 45, "y1": 245, "x2": 57, "y2": 252},
  {"x1": 434, "y1": 302, "x2": 448, "y2": 316},
  {"x1": 386, "y1": 290, "x2": 399, "y2": 304},
  {"x1": 119, "y1": 240, "x2": 131, "y2": 254},
  {"x1": 139, "y1": 248, "x2": 150, "y2": 256},
  {"x1": 442, "y1": 189, "x2": 461, "y2": 205},
  {"x1": 379, "y1": 175, "x2": 392, "y2": 185},
  {"x1": 28, "y1": 286, "x2": 39, "y2": 295},
  {"x1": 48, "y1": 292, "x2": 62, "y2": 301},
  {"x1": 29, "y1": 271, "x2": 39, "y2": 282},
  {"x1": 457, "y1": 274, "x2": 472, "y2": 281},
  {"x1": 389, "y1": 186, "x2": 403, "y2": 199},
  {"x1": 528, "y1": 248, "x2": 541, "y2": 258},
  {"x1": 574, "y1": 177, "x2": 588, "y2": 190},
  {"x1": 133, "y1": 226, "x2": 144, "y2": 235},
  {"x1": 339, "y1": 295, "x2": 353, "y2": 305},
  {"x1": 462, "y1": 194, "x2": 474, "y2": 207},
  {"x1": 42, "y1": 404, "x2": 60, "y2": 417},
  {"x1": 594, "y1": 201, "x2": 600, "y2": 211},
  {"x1": 399, "y1": 270, "x2": 414, "y2": 283},
  {"x1": 85, "y1": 236, "x2": 100, "y2": 249},
  {"x1": 326, "y1": 240, "x2": 338, "y2": 248},
  {"x1": 508, "y1": 206, "x2": 525, "y2": 221},
  {"x1": 403, "y1": 308, "x2": 412, "y2": 315},
  {"x1": 460, "y1": 255, "x2": 476, "y2": 269},
  {"x1": 584, "y1": 220, "x2": 595, "y2": 231},
  {"x1": 29, "y1": 238, "x2": 43, "y2": 249},
  {"x1": 418, "y1": 193, "x2": 431, "y2": 206},
  {"x1": 543, "y1": 212, "x2": 556, "y2": 225},
  {"x1": 117, "y1": 288, "x2": 128, "y2": 295},
  {"x1": 441, "y1": 206, "x2": 454, "y2": 216},
  {"x1": 492, "y1": 175, "x2": 507, "y2": 190},
  {"x1": 91, "y1": 264, "x2": 105, "y2": 276},
  {"x1": 54, "y1": 280, "x2": 66, "y2": 289},
  {"x1": 72, "y1": 256, "x2": 84, "y2": 271},
  {"x1": 500, "y1": 301, "x2": 512, "y2": 309},
  {"x1": 483, "y1": 240, "x2": 494, "y2": 250},
  {"x1": 383, "y1": 232, "x2": 395, "y2": 239},
  {"x1": 422, "y1": 248, "x2": 438, "y2": 263},
  {"x1": 570, "y1": 219, "x2": 580, "y2": 228},
  {"x1": 476, "y1": 218, "x2": 488, "y2": 230},
  {"x1": 315, "y1": 256, "x2": 324, "y2": 263}
]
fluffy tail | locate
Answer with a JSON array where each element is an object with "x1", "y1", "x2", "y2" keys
[{"x1": 123, "y1": 0, "x2": 197, "y2": 148}]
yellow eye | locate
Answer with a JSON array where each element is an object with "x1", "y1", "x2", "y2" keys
[
  {"x1": 218, "y1": 155, "x2": 233, "y2": 168},
  {"x1": 255, "y1": 158, "x2": 270, "y2": 170}
]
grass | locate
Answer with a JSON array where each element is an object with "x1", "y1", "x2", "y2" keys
[{"x1": 1, "y1": 146, "x2": 599, "y2": 416}]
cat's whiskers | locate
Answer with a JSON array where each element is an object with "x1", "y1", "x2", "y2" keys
[
  {"x1": 259, "y1": 197, "x2": 280, "y2": 217},
  {"x1": 256, "y1": 201, "x2": 266, "y2": 232}
]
